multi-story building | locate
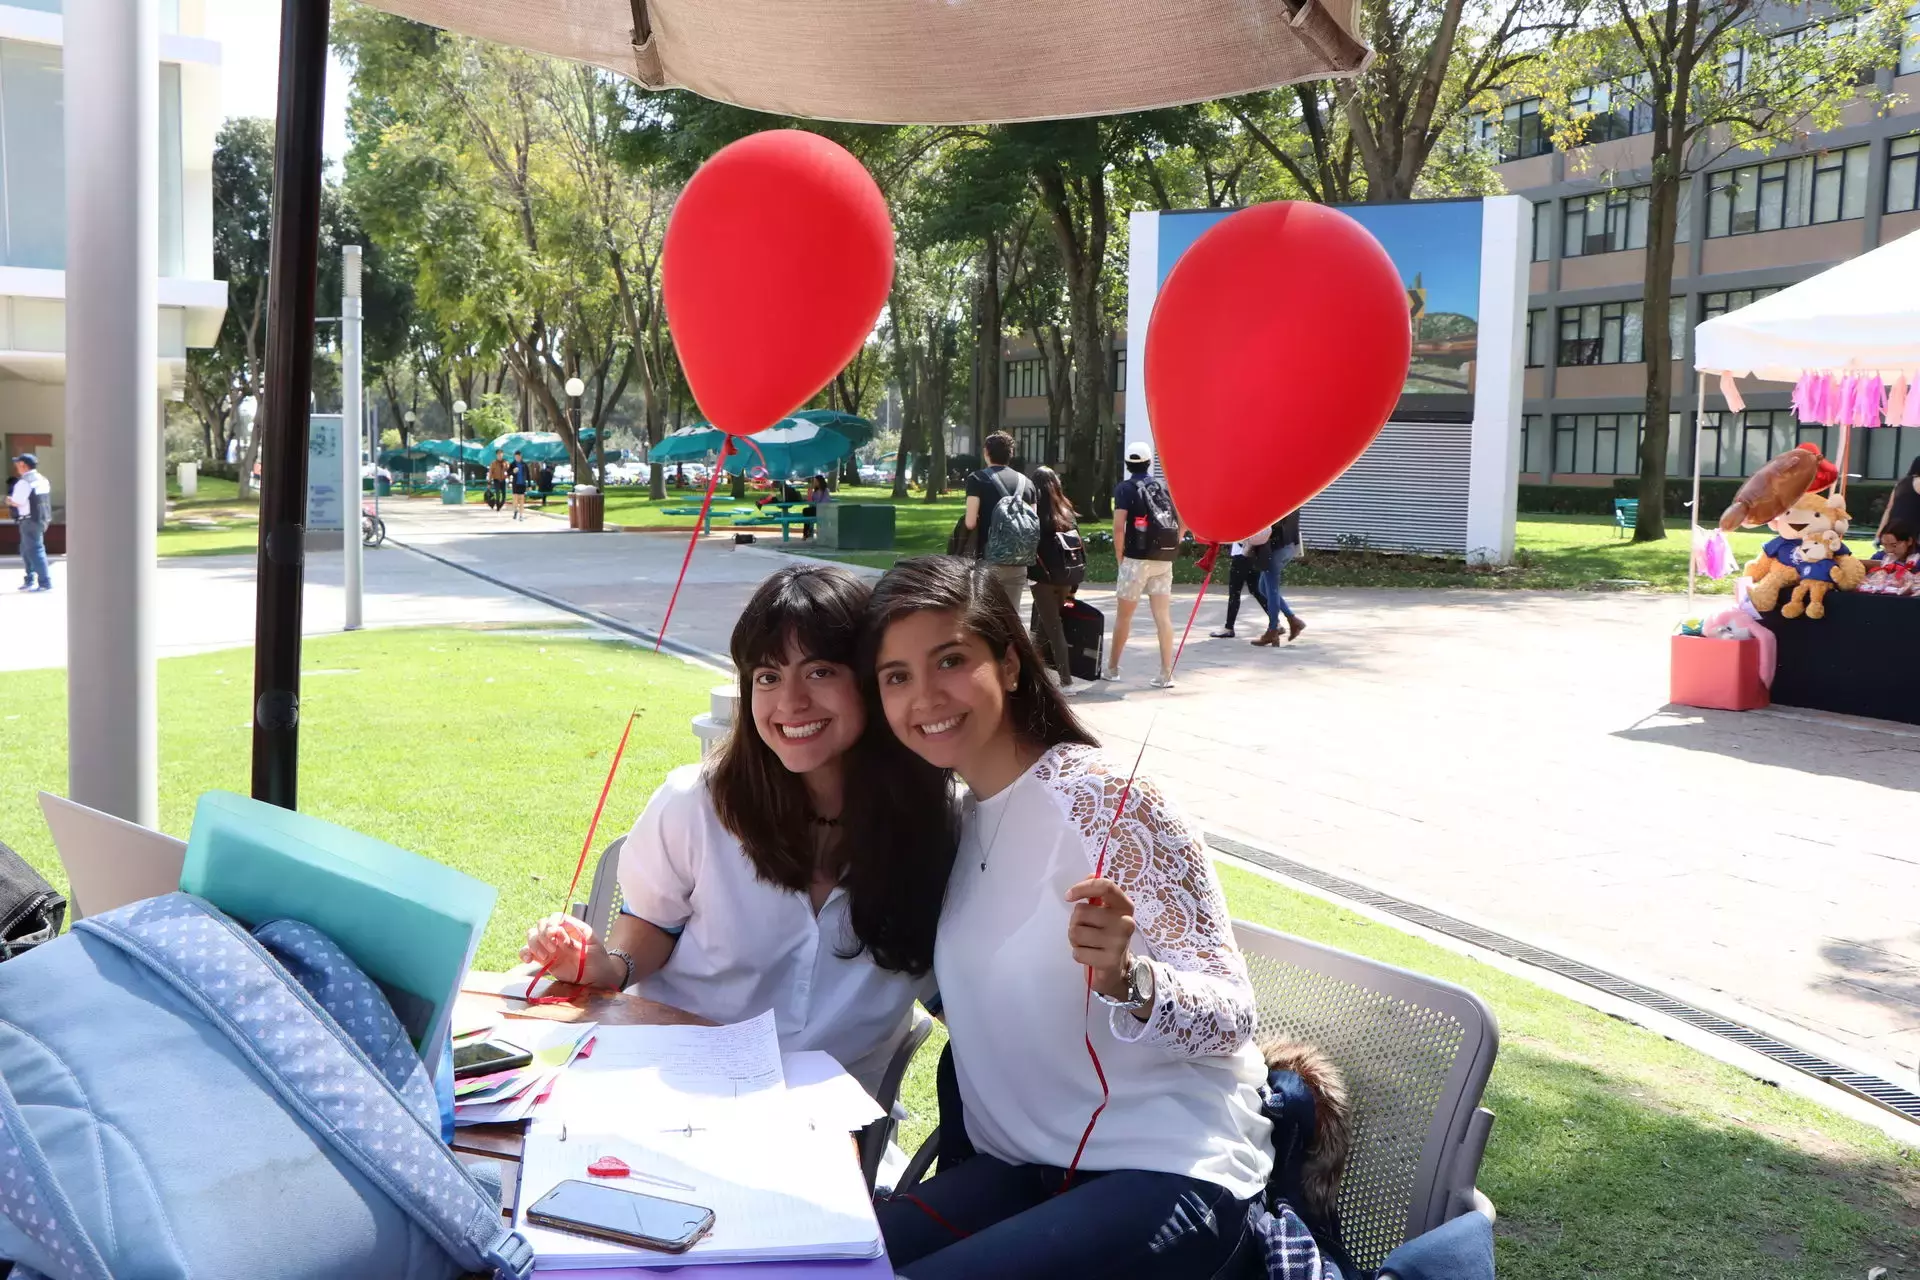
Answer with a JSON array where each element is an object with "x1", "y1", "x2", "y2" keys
[
  {"x1": 1502, "y1": 12, "x2": 1920, "y2": 490},
  {"x1": 0, "y1": 0, "x2": 227, "y2": 543},
  {"x1": 991, "y1": 342, "x2": 1128, "y2": 469}
]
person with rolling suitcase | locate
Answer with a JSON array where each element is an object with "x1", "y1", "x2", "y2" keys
[{"x1": 1027, "y1": 466, "x2": 1089, "y2": 694}]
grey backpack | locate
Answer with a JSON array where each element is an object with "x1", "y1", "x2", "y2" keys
[{"x1": 983, "y1": 469, "x2": 1041, "y2": 566}]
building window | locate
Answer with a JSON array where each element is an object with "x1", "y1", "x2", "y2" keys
[
  {"x1": 1531, "y1": 201, "x2": 1551, "y2": 261},
  {"x1": 1498, "y1": 98, "x2": 1549, "y2": 162},
  {"x1": 1700, "y1": 287, "x2": 1783, "y2": 321},
  {"x1": 1550, "y1": 412, "x2": 1644, "y2": 475},
  {"x1": 1525, "y1": 309, "x2": 1549, "y2": 368},
  {"x1": 1562, "y1": 186, "x2": 1650, "y2": 256},
  {"x1": 1520, "y1": 414, "x2": 1547, "y2": 476},
  {"x1": 1570, "y1": 73, "x2": 1654, "y2": 143},
  {"x1": 1889, "y1": 134, "x2": 1920, "y2": 214},
  {"x1": 1706, "y1": 144, "x2": 1871, "y2": 236},
  {"x1": 1111, "y1": 349, "x2": 1126, "y2": 394},
  {"x1": 1010, "y1": 426, "x2": 1059, "y2": 467},
  {"x1": 1698, "y1": 409, "x2": 1804, "y2": 477},
  {"x1": 1903, "y1": 4, "x2": 1920, "y2": 75},
  {"x1": 1558, "y1": 300, "x2": 1645, "y2": 366},
  {"x1": 1004, "y1": 358, "x2": 1046, "y2": 399}
]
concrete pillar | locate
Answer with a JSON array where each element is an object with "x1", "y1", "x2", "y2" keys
[{"x1": 65, "y1": 0, "x2": 159, "y2": 826}]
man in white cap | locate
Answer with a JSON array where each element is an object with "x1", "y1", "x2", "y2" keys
[
  {"x1": 9, "y1": 453, "x2": 52, "y2": 592},
  {"x1": 1108, "y1": 441, "x2": 1182, "y2": 687}
]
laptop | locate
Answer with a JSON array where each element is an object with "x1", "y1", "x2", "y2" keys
[{"x1": 38, "y1": 792, "x2": 187, "y2": 921}]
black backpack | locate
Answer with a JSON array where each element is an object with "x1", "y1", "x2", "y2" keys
[
  {"x1": 0, "y1": 838, "x2": 65, "y2": 961},
  {"x1": 1121, "y1": 476, "x2": 1181, "y2": 561}
]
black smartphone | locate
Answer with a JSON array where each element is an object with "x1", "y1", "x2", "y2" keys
[
  {"x1": 452, "y1": 1038, "x2": 534, "y2": 1079},
  {"x1": 527, "y1": 1179, "x2": 715, "y2": 1253}
]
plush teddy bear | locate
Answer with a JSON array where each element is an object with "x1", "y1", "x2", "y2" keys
[{"x1": 1744, "y1": 491, "x2": 1866, "y2": 619}]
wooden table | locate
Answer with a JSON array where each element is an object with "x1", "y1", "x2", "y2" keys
[{"x1": 451, "y1": 975, "x2": 893, "y2": 1278}]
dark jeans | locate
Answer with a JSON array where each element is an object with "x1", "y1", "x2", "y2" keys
[
  {"x1": 1030, "y1": 582, "x2": 1074, "y2": 686},
  {"x1": 1261, "y1": 547, "x2": 1297, "y2": 628},
  {"x1": 1222, "y1": 555, "x2": 1268, "y2": 631},
  {"x1": 17, "y1": 518, "x2": 49, "y2": 588},
  {"x1": 879, "y1": 1155, "x2": 1256, "y2": 1280}
]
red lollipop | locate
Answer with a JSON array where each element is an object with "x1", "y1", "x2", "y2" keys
[
  {"x1": 1144, "y1": 202, "x2": 1411, "y2": 544},
  {"x1": 663, "y1": 130, "x2": 894, "y2": 437}
]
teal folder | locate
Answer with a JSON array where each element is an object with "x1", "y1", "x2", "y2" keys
[{"x1": 180, "y1": 791, "x2": 496, "y2": 1075}]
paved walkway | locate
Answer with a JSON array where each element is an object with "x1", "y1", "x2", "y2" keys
[
  {"x1": 381, "y1": 501, "x2": 1920, "y2": 1083},
  {"x1": 11, "y1": 498, "x2": 1918, "y2": 1083}
]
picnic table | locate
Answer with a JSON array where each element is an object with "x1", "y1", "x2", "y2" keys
[
  {"x1": 733, "y1": 500, "x2": 817, "y2": 542},
  {"x1": 660, "y1": 503, "x2": 748, "y2": 533},
  {"x1": 451, "y1": 974, "x2": 891, "y2": 1278}
]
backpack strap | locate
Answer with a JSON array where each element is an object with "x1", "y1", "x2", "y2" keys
[
  {"x1": 76, "y1": 894, "x2": 533, "y2": 1280},
  {"x1": 0, "y1": 1073, "x2": 112, "y2": 1280}
]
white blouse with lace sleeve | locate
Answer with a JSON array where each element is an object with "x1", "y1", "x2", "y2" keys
[{"x1": 1035, "y1": 744, "x2": 1258, "y2": 1057}]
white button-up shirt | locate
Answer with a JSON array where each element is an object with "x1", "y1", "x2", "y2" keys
[{"x1": 617, "y1": 764, "x2": 930, "y2": 1095}]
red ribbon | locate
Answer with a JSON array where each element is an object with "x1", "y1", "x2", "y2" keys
[
  {"x1": 523, "y1": 708, "x2": 642, "y2": 1005},
  {"x1": 655, "y1": 437, "x2": 737, "y2": 654}
]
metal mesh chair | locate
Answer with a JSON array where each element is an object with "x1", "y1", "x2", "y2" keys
[
  {"x1": 571, "y1": 835, "x2": 626, "y2": 934},
  {"x1": 1235, "y1": 920, "x2": 1498, "y2": 1273}
]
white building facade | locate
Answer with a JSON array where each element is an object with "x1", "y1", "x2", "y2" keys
[{"x1": 0, "y1": 0, "x2": 225, "y2": 534}]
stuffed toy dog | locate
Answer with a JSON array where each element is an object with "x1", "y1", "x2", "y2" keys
[{"x1": 1745, "y1": 491, "x2": 1865, "y2": 620}]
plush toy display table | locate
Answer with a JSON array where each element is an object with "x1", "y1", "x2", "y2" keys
[{"x1": 1759, "y1": 592, "x2": 1920, "y2": 725}]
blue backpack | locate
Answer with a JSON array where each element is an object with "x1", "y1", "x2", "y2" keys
[{"x1": 0, "y1": 893, "x2": 533, "y2": 1280}]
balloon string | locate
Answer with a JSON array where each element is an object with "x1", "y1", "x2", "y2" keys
[
  {"x1": 655, "y1": 438, "x2": 734, "y2": 654},
  {"x1": 523, "y1": 708, "x2": 642, "y2": 1006},
  {"x1": 1061, "y1": 729, "x2": 1152, "y2": 1192},
  {"x1": 1172, "y1": 543, "x2": 1220, "y2": 672}
]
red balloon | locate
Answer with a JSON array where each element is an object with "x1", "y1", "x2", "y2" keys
[
  {"x1": 1144, "y1": 202, "x2": 1411, "y2": 544},
  {"x1": 664, "y1": 131, "x2": 894, "y2": 437}
]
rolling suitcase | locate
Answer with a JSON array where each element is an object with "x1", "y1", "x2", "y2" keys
[{"x1": 1033, "y1": 596, "x2": 1105, "y2": 682}]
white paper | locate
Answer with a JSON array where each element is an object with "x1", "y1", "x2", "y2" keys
[
  {"x1": 39, "y1": 792, "x2": 186, "y2": 919},
  {"x1": 517, "y1": 1120, "x2": 882, "y2": 1269},
  {"x1": 543, "y1": 1011, "x2": 787, "y2": 1133},
  {"x1": 782, "y1": 1051, "x2": 885, "y2": 1132}
]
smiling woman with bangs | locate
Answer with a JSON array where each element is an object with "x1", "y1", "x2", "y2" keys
[{"x1": 522, "y1": 564, "x2": 955, "y2": 1093}]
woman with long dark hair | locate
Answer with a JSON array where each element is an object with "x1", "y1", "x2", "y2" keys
[
  {"x1": 863, "y1": 556, "x2": 1269, "y2": 1279},
  {"x1": 522, "y1": 564, "x2": 954, "y2": 1092},
  {"x1": 1026, "y1": 466, "x2": 1086, "y2": 694}
]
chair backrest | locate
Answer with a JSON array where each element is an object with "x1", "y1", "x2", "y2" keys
[
  {"x1": 1233, "y1": 920, "x2": 1498, "y2": 1274},
  {"x1": 1615, "y1": 498, "x2": 1637, "y2": 515},
  {"x1": 572, "y1": 835, "x2": 626, "y2": 939}
]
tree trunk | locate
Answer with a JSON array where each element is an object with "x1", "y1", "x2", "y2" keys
[
  {"x1": 1034, "y1": 158, "x2": 1109, "y2": 516},
  {"x1": 976, "y1": 236, "x2": 1002, "y2": 454},
  {"x1": 1633, "y1": 139, "x2": 1682, "y2": 542}
]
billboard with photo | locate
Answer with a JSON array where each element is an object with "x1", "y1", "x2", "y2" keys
[{"x1": 1153, "y1": 199, "x2": 1486, "y2": 423}]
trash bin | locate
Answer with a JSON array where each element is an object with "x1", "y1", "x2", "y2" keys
[
  {"x1": 440, "y1": 478, "x2": 466, "y2": 506},
  {"x1": 375, "y1": 476, "x2": 392, "y2": 497},
  {"x1": 570, "y1": 486, "x2": 605, "y2": 532},
  {"x1": 817, "y1": 503, "x2": 895, "y2": 551},
  {"x1": 176, "y1": 461, "x2": 198, "y2": 497}
]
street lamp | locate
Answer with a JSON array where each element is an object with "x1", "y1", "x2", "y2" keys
[
  {"x1": 451, "y1": 400, "x2": 468, "y2": 495},
  {"x1": 403, "y1": 410, "x2": 417, "y2": 490},
  {"x1": 564, "y1": 376, "x2": 590, "y2": 485}
]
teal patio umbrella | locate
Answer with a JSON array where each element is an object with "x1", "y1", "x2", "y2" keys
[
  {"x1": 417, "y1": 438, "x2": 489, "y2": 466},
  {"x1": 485, "y1": 430, "x2": 596, "y2": 464},
  {"x1": 723, "y1": 423, "x2": 853, "y2": 479},
  {"x1": 791, "y1": 409, "x2": 876, "y2": 449},
  {"x1": 648, "y1": 424, "x2": 727, "y2": 465}
]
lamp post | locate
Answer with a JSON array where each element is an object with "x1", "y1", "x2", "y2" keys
[
  {"x1": 403, "y1": 410, "x2": 416, "y2": 488},
  {"x1": 564, "y1": 376, "x2": 589, "y2": 485},
  {"x1": 451, "y1": 399, "x2": 468, "y2": 496}
]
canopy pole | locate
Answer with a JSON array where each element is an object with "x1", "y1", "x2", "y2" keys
[
  {"x1": 1688, "y1": 379, "x2": 1705, "y2": 613},
  {"x1": 250, "y1": 0, "x2": 331, "y2": 808}
]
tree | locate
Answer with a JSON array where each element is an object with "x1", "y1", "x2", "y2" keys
[
  {"x1": 188, "y1": 118, "x2": 274, "y2": 494},
  {"x1": 1527, "y1": 0, "x2": 1902, "y2": 541}
]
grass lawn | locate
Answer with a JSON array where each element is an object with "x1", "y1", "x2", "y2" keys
[
  {"x1": 160, "y1": 473, "x2": 262, "y2": 559},
  {"x1": 3, "y1": 626, "x2": 1914, "y2": 1277},
  {"x1": 778, "y1": 499, "x2": 1774, "y2": 595}
]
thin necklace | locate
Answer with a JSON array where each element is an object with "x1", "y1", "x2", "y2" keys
[{"x1": 972, "y1": 790, "x2": 1015, "y2": 873}]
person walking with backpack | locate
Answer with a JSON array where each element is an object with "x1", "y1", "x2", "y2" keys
[
  {"x1": 1108, "y1": 442, "x2": 1182, "y2": 688},
  {"x1": 1250, "y1": 510, "x2": 1306, "y2": 647},
  {"x1": 486, "y1": 450, "x2": 507, "y2": 512},
  {"x1": 9, "y1": 453, "x2": 53, "y2": 592},
  {"x1": 1208, "y1": 528, "x2": 1271, "y2": 641},
  {"x1": 1027, "y1": 466, "x2": 1087, "y2": 694},
  {"x1": 963, "y1": 431, "x2": 1040, "y2": 621}
]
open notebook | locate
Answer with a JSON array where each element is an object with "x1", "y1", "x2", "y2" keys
[{"x1": 516, "y1": 1121, "x2": 883, "y2": 1269}]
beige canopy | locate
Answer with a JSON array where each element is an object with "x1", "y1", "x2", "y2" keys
[{"x1": 361, "y1": 0, "x2": 1370, "y2": 124}]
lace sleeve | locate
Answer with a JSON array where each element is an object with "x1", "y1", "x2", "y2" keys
[{"x1": 1037, "y1": 747, "x2": 1257, "y2": 1058}]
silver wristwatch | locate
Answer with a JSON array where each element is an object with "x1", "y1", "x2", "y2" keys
[
  {"x1": 1094, "y1": 954, "x2": 1155, "y2": 1013},
  {"x1": 604, "y1": 946, "x2": 636, "y2": 991}
]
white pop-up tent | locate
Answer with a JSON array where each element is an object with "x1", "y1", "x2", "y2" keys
[{"x1": 1685, "y1": 229, "x2": 1920, "y2": 600}]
